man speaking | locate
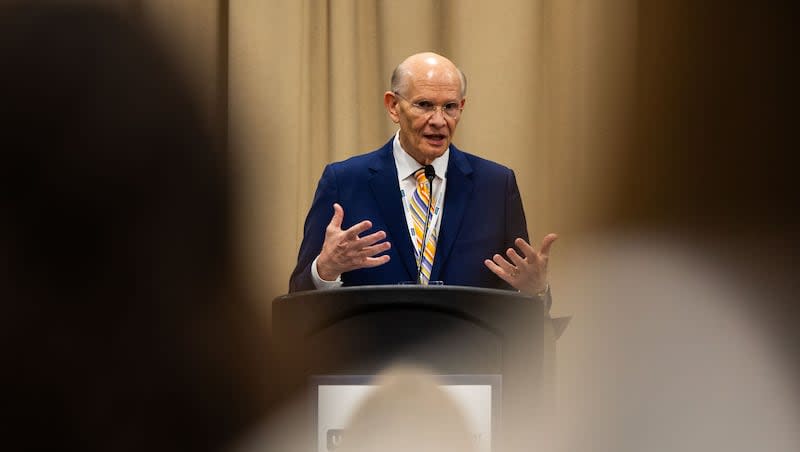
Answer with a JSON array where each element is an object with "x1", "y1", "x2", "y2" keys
[{"x1": 289, "y1": 52, "x2": 557, "y2": 306}]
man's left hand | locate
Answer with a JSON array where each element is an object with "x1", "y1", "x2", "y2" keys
[{"x1": 484, "y1": 233, "x2": 558, "y2": 295}]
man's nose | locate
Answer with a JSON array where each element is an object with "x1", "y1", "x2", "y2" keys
[{"x1": 427, "y1": 108, "x2": 447, "y2": 126}]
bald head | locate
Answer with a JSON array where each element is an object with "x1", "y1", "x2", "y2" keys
[
  {"x1": 384, "y1": 52, "x2": 466, "y2": 165},
  {"x1": 391, "y1": 52, "x2": 467, "y2": 98}
]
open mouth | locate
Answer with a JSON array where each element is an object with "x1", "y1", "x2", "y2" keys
[{"x1": 424, "y1": 133, "x2": 448, "y2": 145}]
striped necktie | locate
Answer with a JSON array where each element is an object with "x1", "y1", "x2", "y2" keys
[{"x1": 411, "y1": 167, "x2": 437, "y2": 284}]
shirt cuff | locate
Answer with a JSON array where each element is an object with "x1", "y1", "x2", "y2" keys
[
  {"x1": 537, "y1": 284, "x2": 553, "y2": 313},
  {"x1": 311, "y1": 255, "x2": 343, "y2": 290}
]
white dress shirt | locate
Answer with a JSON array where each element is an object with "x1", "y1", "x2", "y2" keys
[{"x1": 311, "y1": 132, "x2": 449, "y2": 288}]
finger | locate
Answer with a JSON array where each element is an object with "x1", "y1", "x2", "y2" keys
[
  {"x1": 329, "y1": 203, "x2": 344, "y2": 229},
  {"x1": 540, "y1": 233, "x2": 559, "y2": 257},
  {"x1": 492, "y1": 253, "x2": 516, "y2": 273},
  {"x1": 362, "y1": 254, "x2": 391, "y2": 268},
  {"x1": 359, "y1": 240, "x2": 391, "y2": 257},
  {"x1": 514, "y1": 237, "x2": 537, "y2": 259},
  {"x1": 484, "y1": 259, "x2": 512, "y2": 284},
  {"x1": 505, "y1": 247, "x2": 526, "y2": 267},
  {"x1": 343, "y1": 220, "x2": 373, "y2": 241},
  {"x1": 355, "y1": 230, "x2": 387, "y2": 247}
]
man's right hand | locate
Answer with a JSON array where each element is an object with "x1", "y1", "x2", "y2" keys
[{"x1": 316, "y1": 203, "x2": 391, "y2": 281}]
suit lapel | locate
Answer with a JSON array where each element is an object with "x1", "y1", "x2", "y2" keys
[
  {"x1": 430, "y1": 146, "x2": 473, "y2": 282},
  {"x1": 368, "y1": 141, "x2": 417, "y2": 280}
]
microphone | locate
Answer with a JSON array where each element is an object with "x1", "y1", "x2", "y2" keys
[
  {"x1": 416, "y1": 165, "x2": 436, "y2": 284},
  {"x1": 424, "y1": 164, "x2": 435, "y2": 185}
]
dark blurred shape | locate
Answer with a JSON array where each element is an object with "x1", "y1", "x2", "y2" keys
[
  {"x1": 610, "y1": 1, "x2": 797, "y2": 234},
  {"x1": 607, "y1": 0, "x2": 798, "y2": 370},
  {"x1": 553, "y1": 3, "x2": 800, "y2": 451},
  {"x1": 1, "y1": 3, "x2": 279, "y2": 451}
]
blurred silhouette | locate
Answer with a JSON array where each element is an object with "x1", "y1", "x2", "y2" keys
[
  {"x1": 1, "y1": 3, "x2": 285, "y2": 451},
  {"x1": 337, "y1": 366, "x2": 477, "y2": 452},
  {"x1": 552, "y1": 2, "x2": 800, "y2": 451},
  {"x1": 603, "y1": 0, "x2": 798, "y2": 367}
]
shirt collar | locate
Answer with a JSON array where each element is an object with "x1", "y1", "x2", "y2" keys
[{"x1": 391, "y1": 131, "x2": 449, "y2": 181}]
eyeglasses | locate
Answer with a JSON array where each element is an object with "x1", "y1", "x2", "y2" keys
[{"x1": 393, "y1": 92, "x2": 463, "y2": 119}]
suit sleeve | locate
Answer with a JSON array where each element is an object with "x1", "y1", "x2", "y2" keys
[
  {"x1": 289, "y1": 164, "x2": 339, "y2": 292},
  {"x1": 496, "y1": 169, "x2": 534, "y2": 292},
  {"x1": 504, "y1": 169, "x2": 530, "y2": 257},
  {"x1": 505, "y1": 169, "x2": 552, "y2": 311}
]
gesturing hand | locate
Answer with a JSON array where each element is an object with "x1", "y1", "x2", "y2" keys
[
  {"x1": 484, "y1": 233, "x2": 558, "y2": 295},
  {"x1": 316, "y1": 203, "x2": 392, "y2": 281}
]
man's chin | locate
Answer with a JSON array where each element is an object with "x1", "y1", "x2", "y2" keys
[{"x1": 424, "y1": 139, "x2": 450, "y2": 153}]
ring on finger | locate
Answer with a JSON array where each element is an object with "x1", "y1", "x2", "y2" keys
[{"x1": 510, "y1": 267, "x2": 520, "y2": 277}]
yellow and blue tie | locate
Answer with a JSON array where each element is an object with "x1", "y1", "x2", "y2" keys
[{"x1": 411, "y1": 168, "x2": 437, "y2": 284}]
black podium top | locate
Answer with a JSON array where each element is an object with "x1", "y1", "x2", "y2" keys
[
  {"x1": 275, "y1": 284, "x2": 539, "y2": 332},
  {"x1": 273, "y1": 285, "x2": 543, "y2": 377}
]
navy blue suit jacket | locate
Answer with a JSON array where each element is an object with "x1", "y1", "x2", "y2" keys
[{"x1": 289, "y1": 138, "x2": 529, "y2": 292}]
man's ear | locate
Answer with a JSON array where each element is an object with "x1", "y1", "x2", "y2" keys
[{"x1": 384, "y1": 91, "x2": 400, "y2": 123}]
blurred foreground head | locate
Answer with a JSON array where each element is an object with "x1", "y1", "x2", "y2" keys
[
  {"x1": 1, "y1": 3, "x2": 275, "y2": 451},
  {"x1": 339, "y1": 366, "x2": 476, "y2": 452},
  {"x1": 553, "y1": 3, "x2": 799, "y2": 451},
  {"x1": 606, "y1": 2, "x2": 797, "y2": 238},
  {"x1": 598, "y1": 0, "x2": 799, "y2": 362}
]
